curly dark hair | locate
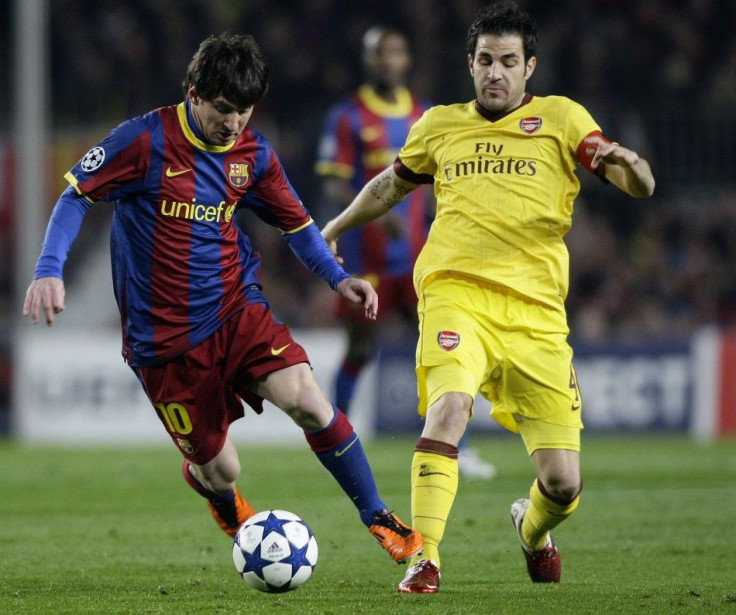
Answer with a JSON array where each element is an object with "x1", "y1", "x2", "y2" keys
[
  {"x1": 465, "y1": 1, "x2": 537, "y2": 62},
  {"x1": 182, "y1": 33, "x2": 269, "y2": 107}
]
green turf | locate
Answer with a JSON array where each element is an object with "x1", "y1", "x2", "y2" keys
[{"x1": 1, "y1": 433, "x2": 734, "y2": 614}]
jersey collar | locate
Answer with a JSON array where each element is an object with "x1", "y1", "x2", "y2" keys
[
  {"x1": 358, "y1": 84, "x2": 414, "y2": 117},
  {"x1": 177, "y1": 101, "x2": 236, "y2": 153}
]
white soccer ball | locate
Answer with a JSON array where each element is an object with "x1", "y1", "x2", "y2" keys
[{"x1": 232, "y1": 510, "x2": 318, "y2": 592}]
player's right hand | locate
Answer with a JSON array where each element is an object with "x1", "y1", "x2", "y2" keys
[
  {"x1": 23, "y1": 277, "x2": 66, "y2": 326},
  {"x1": 321, "y1": 222, "x2": 344, "y2": 264}
]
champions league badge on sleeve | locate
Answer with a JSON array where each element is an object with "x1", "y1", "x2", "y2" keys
[
  {"x1": 437, "y1": 330, "x2": 460, "y2": 351},
  {"x1": 80, "y1": 146, "x2": 106, "y2": 172}
]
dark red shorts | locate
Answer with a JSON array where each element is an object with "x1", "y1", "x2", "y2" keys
[
  {"x1": 335, "y1": 272, "x2": 417, "y2": 322},
  {"x1": 133, "y1": 302, "x2": 309, "y2": 464}
]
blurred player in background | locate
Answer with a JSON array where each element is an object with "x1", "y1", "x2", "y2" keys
[
  {"x1": 23, "y1": 32, "x2": 422, "y2": 566},
  {"x1": 316, "y1": 25, "x2": 495, "y2": 480},
  {"x1": 322, "y1": 1, "x2": 655, "y2": 593}
]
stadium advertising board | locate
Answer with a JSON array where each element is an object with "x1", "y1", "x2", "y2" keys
[
  {"x1": 715, "y1": 330, "x2": 736, "y2": 434},
  {"x1": 572, "y1": 343, "x2": 691, "y2": 430},
  {"x1": 376, "y1": 329, "x2": 729, "y2": 438},
  {"x1": 13, "y1": 328, "x2": 373, "y2": 444},
  {"x1": 13, "y1": 327, "x2": 731, "y2": 442}
]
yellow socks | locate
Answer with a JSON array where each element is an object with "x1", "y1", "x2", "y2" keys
[
  {"x1": 409, "y1": 441, "x2": 581, "y2": 563},
  {"x1": 410, "y1": 438, "x2": 459, "y2": 567},
  {"x1": 522, "y1": 478, "x2": 580, "y2": 550}
]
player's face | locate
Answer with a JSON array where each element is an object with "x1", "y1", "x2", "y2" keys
[
  {"x1": 364, "y1": 32, "x2": 412, "y2": 91},
  {"x1": 468, "y1": 33, "x2": 536, "y2": 114},
  {"x1": 189, "y1": 88, "x2": 253, "y2": 146}
]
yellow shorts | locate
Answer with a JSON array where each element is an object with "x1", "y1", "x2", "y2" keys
[
  {"x1": 416, "y1": 274, "x2": 584, "y2": 439},
  {"x1": 516, "y1": 417, "x2": 581, "y2": 455}
]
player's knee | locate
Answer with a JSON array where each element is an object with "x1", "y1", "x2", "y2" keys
[
  {"x1": 542, "y1": 475, "x2": 582, "y2": 504},
  {"x1": 426, "y1": 393, "x2": 471, "y2": 428},
  {"x1": 280, "y1": 385, "x2": 333, "y2": 431}
]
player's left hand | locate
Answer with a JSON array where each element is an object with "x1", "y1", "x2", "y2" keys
[
  {"x1": 337, "y1": 277, "x2": 378, "y2": 320},
  {"x1": 584, "y1": 134, "x2": 639, "y2": 169},
  {"x1": 23, "y1": 277, "x2": 66, "y2": 326}
]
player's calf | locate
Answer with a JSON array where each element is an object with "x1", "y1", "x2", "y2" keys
[{"x1": 182, "y1": 460, "x2": 255, "y2": 536}]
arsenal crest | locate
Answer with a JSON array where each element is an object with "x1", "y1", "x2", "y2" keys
[
  {"x1": 520, "y1": 117, "x2": 542, "y2": 134},
  {"x1": 228, "y1": 162, "x2": 250, "y2": 188},
  {"x1": 437, "y1": 330, "x2": 460, "y2": 351}
]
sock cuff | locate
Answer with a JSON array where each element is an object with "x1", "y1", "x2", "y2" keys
[
  {"x1": 181, "y1": 459, "x2": 218, "y2": 499},
  {"x1": 534, "y1": 478, "x2": 581, "y2": 512},
  {"x1": 415, "y1": 437, "x2": 459, "y2": 459},
  {"x1": 304, "y1": 406, "x2": 355, "y2": 452}
]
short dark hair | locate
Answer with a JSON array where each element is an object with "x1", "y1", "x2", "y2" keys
[
  {"x1": 465, "y1": 1, "x2": 537, "y2": 62},
  {"x1": 182, "y1": 33, "x2": 269, "y2": 107}
]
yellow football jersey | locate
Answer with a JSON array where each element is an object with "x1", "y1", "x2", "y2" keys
[{"x1": 397, "y1": 95, "x2": 601, "y2": 311}]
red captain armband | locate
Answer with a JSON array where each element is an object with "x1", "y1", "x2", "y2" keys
[{"x1": 576, "y1": 130, "x2": 612, "y2": 179}]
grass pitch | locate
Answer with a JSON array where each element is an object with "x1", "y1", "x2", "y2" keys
[{"x1": 1, "y1": 433, "x2": 734, "y2": 614}]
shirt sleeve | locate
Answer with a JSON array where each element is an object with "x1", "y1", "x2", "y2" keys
[
  {"x1": 282, "y1": 222, "x2": 350, "y2": 291},
  {"x1": 33, "y1": 185, "x2": 94, "y2": 279},
  {"x1": 65, "y1": 116, "x2": 152, "y2": 203},
  {"x1": 565, "y1": 101, "x2": 607, "y2": 177},
  {"x1": 394, "y1": 111, "x2": 436, "y2": 184},
  {"x1": 240, "y1": 146, "x2": 313, "y2": 231}
]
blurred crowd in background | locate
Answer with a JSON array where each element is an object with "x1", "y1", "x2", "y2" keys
[{"x1": 1, "y1": 0, "x2": 735, "y2": 423}]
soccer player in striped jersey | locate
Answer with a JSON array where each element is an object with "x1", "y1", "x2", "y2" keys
[
  {"x1": 23, "y1": 33, "x2": 422, "y2": 566},
  {"x1": 316, "y1": 26, "x2": 496, "y2": 480},
  {"x1": 322, "y1": 1, "x2": 655, "y2": 593}
]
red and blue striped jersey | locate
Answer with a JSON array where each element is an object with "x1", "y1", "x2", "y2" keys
[
  {"x1": 65, "y1": 101, "x2": 313, "y2": 366},
  {"x1": 315, "y1": 85, "x2": 431, "y2": 276}
]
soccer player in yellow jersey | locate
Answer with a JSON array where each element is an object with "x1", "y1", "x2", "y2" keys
[{"x1": 322, "y1": 0, "x2": 655, "y2": 593}]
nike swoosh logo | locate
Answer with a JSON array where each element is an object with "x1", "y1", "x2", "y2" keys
[
  {"x1": 418, "y1": 470, "x2": 450, "y2": 477},
  {"x1": 270, "y1": 344, "x2": 291, "y2": 356},
  {"x1": 166, "y1": 167, "x2": 192, "y2": 177},
  {"x1": 571, "y1": 403, "x2": 581, "y2": 411},
  {"x1": 335, "y1": 437, "x2": 358, "y2": 457}
]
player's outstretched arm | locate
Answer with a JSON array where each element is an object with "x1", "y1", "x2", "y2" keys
[
  {"x1": 22, "y1": 186, "x2": 92, "y2": 326},
  {"x1": 23, "y1": 277, "x2": 66, "y2": 326},
  {"x1": 584, "y1": 135, "x2": 655, "y2": 198},
  {"x1": 321, "y1": 164, "x2": 418, "y2": 253},
  {"x1": 336, "y1": 277, "x2": 378, "y2": 321}
]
